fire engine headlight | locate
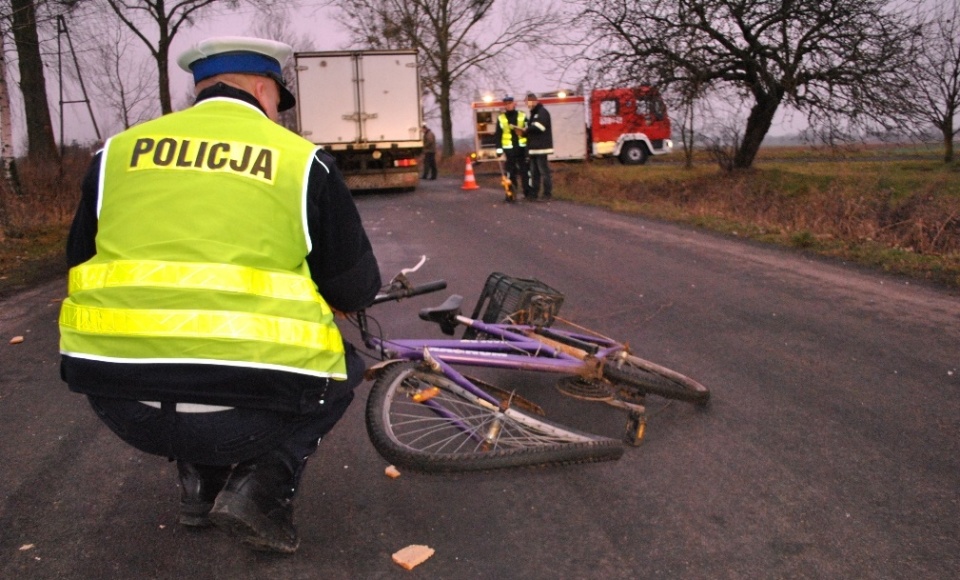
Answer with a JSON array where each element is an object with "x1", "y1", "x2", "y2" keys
[{"x1": 372, "y1": 150, "x2": 382, "y2": 160}]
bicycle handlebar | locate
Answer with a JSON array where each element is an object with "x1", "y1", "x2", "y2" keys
[{"x1": 371, "y1": 279, "x2": 447, "y2": 305}]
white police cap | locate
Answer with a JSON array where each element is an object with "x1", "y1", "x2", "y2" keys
[{"x1": 177, "y1": 36, "x2": 296, "y2": 111}]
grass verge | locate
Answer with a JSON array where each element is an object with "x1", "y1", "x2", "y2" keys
[
  {"x1": 551, "y1": 154, "x2": 960, "y2": 289},
  {"x1": 2, "y1": 146, "x2": 959, "y2": 300},
  {"x1": 0, "y1": 153, "x2": 88, "y2": 300},
  {"x1": 0, "y1": 227, "x2": 69, "y2": 299}
]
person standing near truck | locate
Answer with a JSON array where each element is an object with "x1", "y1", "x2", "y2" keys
[
  {"x1": 421, "y1": 124, "x2": 438, "y2": 180},
  {"x1": 524, "y1": 93, "x2": 553, "y2": 201},
  {"x1": 58, "y1": 36, "x2": 381, "y2": 554},
  {"x1": 493, "y1": 96, "x2": 531, "y2": 201}
]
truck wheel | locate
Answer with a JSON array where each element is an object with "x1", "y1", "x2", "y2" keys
[{"x1": 618, "y1": 142, "x2": 649, "y2": 165}]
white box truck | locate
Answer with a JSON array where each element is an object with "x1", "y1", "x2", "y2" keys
[{"x1": 294, "y1": 50, "x2": 423, "y2": 192}]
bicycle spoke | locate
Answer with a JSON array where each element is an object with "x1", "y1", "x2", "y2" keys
[{"x1": 366, "y1": 363, "x2": 624, "y2": 471}]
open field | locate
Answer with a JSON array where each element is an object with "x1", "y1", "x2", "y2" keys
[
  {"x1": 466, "y1": 143, "x2": 960, "y2": 290},
  {"x1": 1, "y1": 144, "x2": 958, "y2": 298}
]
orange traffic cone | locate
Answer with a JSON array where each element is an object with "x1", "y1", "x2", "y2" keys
[{"x1": 461, "y1": 156, "x2": 481, "y2": 190}]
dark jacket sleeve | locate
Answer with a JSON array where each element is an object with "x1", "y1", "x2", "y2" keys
[
  {"x1": 66, "y1": 151, "x2": 103, "y2": 267},
  {"x1": 304, "y1": 151, "x2": 382, "y2": 312}
]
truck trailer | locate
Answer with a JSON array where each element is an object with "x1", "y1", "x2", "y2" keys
[
  {"x1": 471, "y1": 87, "x2": 672, "y2": 165},
  {"x1": 294, "y1": 50, "x2": 423, "y2": 192}
]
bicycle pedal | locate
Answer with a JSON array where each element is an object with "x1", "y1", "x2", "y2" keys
[{"x1": 624, "y1": 413, "x2": 646, "y2": 447}]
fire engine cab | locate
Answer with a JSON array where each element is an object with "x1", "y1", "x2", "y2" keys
[{"x1": 471, "y1": 87, "x2": 672, "y2": 165}]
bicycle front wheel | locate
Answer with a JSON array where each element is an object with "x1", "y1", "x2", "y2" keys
[
  {"x1": 603, "y1": 353, "x2": 711, "y2": 405},
  {"x1": 366, "y1": 362, "x2": 624, "y2": 472}
]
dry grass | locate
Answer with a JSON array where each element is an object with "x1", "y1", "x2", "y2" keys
[
  {"x1": 0, "y1": 151, "x2": 90, "y2": 297},
  {"x1": 553, "y1": 155, "x2": 960, "y2": 288}
]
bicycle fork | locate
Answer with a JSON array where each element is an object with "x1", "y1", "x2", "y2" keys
[{"x1": 421, "y1": 348, "x2": 509, "y2": 448}]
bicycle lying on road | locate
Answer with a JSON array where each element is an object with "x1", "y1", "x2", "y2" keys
[{"x1": 349, "y1": 258, "x2": 710, "y2": 473}]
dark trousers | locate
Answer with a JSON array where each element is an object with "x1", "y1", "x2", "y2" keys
[
  {"x1": 422, "y1": 152, "x2": 437, "y2": 180},
  {"x1": 504, "y1": 149, "x2": 529, "y2": 197},
  {"x1": 528, "y1": 154, "x2": 552, "y2": 199},
  {"x1": 87, "y1": 345, "x2": 366, "y2": 470}
]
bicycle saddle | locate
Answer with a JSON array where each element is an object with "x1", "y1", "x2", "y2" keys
[{"x1": 418, "y1": 294, "x2": 463, "y2": 335}]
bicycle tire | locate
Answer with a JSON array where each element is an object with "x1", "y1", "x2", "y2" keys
[
  {"x1": 603, "y1": 354, "x2": 710, "y2": 405},
  {"x1": 366, "y1": 362, "x2": 624, "y2": 472}
]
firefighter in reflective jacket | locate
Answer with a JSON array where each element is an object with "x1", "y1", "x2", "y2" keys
[
  {"x1": 493, "y1": 95, "x2": 532, "y2": 200},
  {"x1": 58, "y1": 36, "x2": 381, "y2": 554}
]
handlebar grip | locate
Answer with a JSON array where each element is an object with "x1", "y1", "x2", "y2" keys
[
  {"x1": 372, "y1": 280, "x2": 447, "y2": 304},
  {"x1": 407, "y1": 280, "x2": 447, "y2": 297}
]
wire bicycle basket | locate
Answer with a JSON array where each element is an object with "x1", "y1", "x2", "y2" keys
[{"x1": 464, "y1": 272, "x2": 565, "y2": 338}]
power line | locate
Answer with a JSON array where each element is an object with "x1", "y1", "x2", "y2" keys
[{"x1": 56, "y1": 14, "x2": 100, "y2": 151}]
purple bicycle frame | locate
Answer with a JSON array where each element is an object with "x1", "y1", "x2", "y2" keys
[{"x1": 368, "y1": 317, "x2": 627, "y2": 407}]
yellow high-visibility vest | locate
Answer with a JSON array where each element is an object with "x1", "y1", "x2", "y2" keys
[
  {"x1": 498, "y1": 111, "x2": 527, "y2": 148},
  {"x1": 59, "y1": 99, "x2": 347, "y2": 379}
]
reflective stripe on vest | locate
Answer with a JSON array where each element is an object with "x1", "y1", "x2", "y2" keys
[
  {"x1": 59, "y1": 302, "x2": 342, "y2": 351},
  {"x1": 69, "y1": 260, "x2": 327, "y2": 307}
]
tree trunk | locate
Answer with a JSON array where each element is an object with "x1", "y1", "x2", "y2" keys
[
  {"x1": 734, "y1": 90, "x2": 783, "y2": 170},
  {"x1": 0, "y1": 31, "x2": 13, "y2": 164},
  {"x1": 0, "y1": 29, "x2": 14, "y2": 238},
  {"x1": 0, "y1": 29, "x2": 16, "y2": 172},
  {"x1": 681, "y1": 98, "x2": 696, "y2": 169},
  {"x1": 438, "y1": 73, "x2": 454, "y2": 158},
  {"x1": 10, "y1": 0, "x2": 59, "y2": 162},
  {"x1": 157, "y1": 31, "x2": 172, "y2": 114},
  {"x1": 0, "y1": 36, "x2": 8, "y2": 238},
  {"x1": 943, "y1": 116, "x2": 954, "y2": 164}
]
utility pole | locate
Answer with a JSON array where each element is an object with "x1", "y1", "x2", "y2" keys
[{"x1": 57, "y1": 15, "x2": 101, "y2": 155}]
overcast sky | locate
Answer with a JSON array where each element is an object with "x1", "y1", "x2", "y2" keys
[{"x1": 19, "y1": 1, "x2": 806, "y2": 154}]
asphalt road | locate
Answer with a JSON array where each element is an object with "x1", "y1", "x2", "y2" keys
[{"x1": 2, "y1": 175, "x2": 958, "y2": 579}]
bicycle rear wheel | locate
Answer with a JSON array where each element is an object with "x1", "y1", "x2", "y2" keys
[
  {"x1": 603, "y1": 353, "x2": 710, "y2": 405},
  {"x1": 366, "y1": 362, "x2": 624, "y2": 472}
]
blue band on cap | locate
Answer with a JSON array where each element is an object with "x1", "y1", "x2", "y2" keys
[{"x1": 190, "y1": 52, "x2": 282, "y2": 83}]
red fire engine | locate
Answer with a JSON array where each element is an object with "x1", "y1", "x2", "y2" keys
[{"x1": 471, "y1": 87, "x2": 672, "y2": 165}]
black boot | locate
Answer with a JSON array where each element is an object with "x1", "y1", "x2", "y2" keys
[
  {"x1": 208, "y1": 453, "x2": 301, "y2": 553},
  {"x1": 177, "y1": 462, "x2": 231, "y2": 527}
]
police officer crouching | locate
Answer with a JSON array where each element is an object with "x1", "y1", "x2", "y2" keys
[{"x1": 58, "y1": 37, "x2": 381, "y2": 554}]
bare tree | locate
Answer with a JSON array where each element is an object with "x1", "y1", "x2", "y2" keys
[
  {"x1": 674, "y1": 86, "x2": 709, "y2": 169},
  {"x1": 9, "y1": 0, "x2": 58, "y2": 161},
  {"x1": 331, "y1": 0, "x2": 553, "y2": 157},
  {"x1": 0, "y1": 24, "x2": 17, "y2": 180},
  {"x1": 567, "y1": 0, "x2": 919, "y2": 170},
  {"x1": 99, "y1": 0, "x2": 239, "y2": 115},
  {"x1": 666, "y1": 51, "x2": 711, "y2": 169},
  {"x1": 67, "y1": 12, "x2": 158, "y2": 133},
  {"x1": 700, "y1": 94, "x2": 747, "y2": 172},
  {"x1": 906, "y1": 0, "x2": 960, "y2": 163},
  {"x1": 0, "y1": 23, "x2": 13, "y2": 235}
]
